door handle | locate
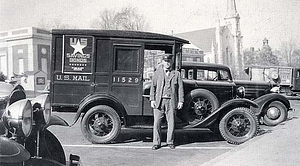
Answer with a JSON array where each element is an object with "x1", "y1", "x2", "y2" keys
[{"x1": 91, "y1": 83, "x2": 98, "y2": 87}]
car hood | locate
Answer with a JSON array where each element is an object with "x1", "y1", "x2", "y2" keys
[{"x1": 234, "y1": 80, "x2": 272, "y2": 99}]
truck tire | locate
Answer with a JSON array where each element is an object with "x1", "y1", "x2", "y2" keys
[
  {"x1": 219, "y1": 107, "x2": 258, "y2": 145},
  {"x1": 263, "y1": 101, "x2": 288, "y2": 126},
  {"x1": 81, "y1": 105, "x2": 121, "y2": 144},
  {"x1": 182, "y1": 89, "x2": 219, "y2": 124}
]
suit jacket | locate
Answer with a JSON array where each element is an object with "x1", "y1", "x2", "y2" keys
[{"x1": 150, "y1": 64, "x2": 184, "y2": 110}]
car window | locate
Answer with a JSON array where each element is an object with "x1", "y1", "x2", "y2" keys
[
  {"x1": 188, "y1": 69, "x2": 193, "y2": 79},
  {"x1": 181, "y1": 69, "x2": 186, "y2": 79},
  {"x1": 207, "y1": 71, "x2": 218, "y2": 81},
  {"x1": 219, "y1": 70, "x2": 230, "y2": 81},
  {"x1": 196, "y1": 69, "x2": 205, "y2": 80},
  {"x1": 192, "y1": 69, "x2": 218, "y2": 81}
]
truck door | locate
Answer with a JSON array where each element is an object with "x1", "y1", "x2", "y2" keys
[
  {"x1": 108, "y1": 43, "x2": 143, "y2": 115},
  {"x1": 292, "y1": 68, "x2": 300, "y2": 92}
]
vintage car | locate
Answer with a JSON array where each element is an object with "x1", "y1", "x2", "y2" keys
[
  {"x1": 181, "y1": 62, "x2": 291, "y2": 126},
  {"x1": 0, "y1": 82, "x2": 80, "y2": 165},
  {"x1": 50, "y1": 29, "x2": 259, "y2": 145}
]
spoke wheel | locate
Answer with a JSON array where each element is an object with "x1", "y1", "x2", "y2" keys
[
  {"x1": 81, "y1": 105, "x2": 121, "y2": 144},
  {"x1": 263, "y1": 101, "x2": 288, "y2": 126},
  {"x1": 219, "y1": 107, "x2": 258, "y2": 144},
  {"x1": 182, "y1": 89, "x2": 219, "y2": 124},
  {"x1": 189, "y1": 97, "x2": 213, "y2": 121}
]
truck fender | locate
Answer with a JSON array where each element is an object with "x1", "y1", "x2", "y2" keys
[
  {"x1": 70, "y1": 94, "x2": 127, "y2": 126},
  {"x1": 183, "y1": 98, "x2": 258, "y2": 128},
  {"x1": 253, "y1": 93, "x2": 291, "y2": 115}
]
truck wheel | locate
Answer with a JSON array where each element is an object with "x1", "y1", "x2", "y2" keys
[
  {"x1": 263, "y1": 101, "x2": 288, "y2": 126},
  {"x1": 182, "y1": 89, "x2": 219, "y2": 124},
  {"x1": 81, "y1": 105, "x2": 121, "y2": 144},
  {"x1": 219, "y1": 107, "x2": 258, "y2": 145}
]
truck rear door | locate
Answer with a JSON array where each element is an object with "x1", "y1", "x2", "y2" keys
[{"x1": 51, "y1": 35, "x2": 94, "y2": 107}]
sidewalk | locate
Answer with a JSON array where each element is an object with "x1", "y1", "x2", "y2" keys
[{"x1": 200, "y1": 100, "x2": 300, "y2": 166}]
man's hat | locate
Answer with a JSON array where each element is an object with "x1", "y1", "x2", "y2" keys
[{"x1": 162, "y1": 54, "x2": 173, "y2": 61}]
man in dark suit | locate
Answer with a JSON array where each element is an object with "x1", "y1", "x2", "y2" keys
[{"x1": 150, "y1": 54, "x2": 184, "y2": 150}]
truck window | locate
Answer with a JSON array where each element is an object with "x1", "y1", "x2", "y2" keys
[{"x1": 115, "y1": 47, "x2": 139, "y2": 72}]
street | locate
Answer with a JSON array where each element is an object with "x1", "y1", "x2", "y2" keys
[
  {"x1": 48, "y1": 100, "x2": 300, "y2": 166},
  {"x1": 49, "y1": 112, "x2": 234, "y2": 166}
]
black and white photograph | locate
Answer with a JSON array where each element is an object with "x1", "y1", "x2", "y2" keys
[{"x1": 1, "y1": 0, "x2": 300, "y2": 165}]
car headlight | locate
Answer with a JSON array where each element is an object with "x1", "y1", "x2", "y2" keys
[
  {"x1": 270, "y1": 86, "x2": 280, "y2": 93},
  {"x1": 237, "y1": 86, "x2": 245, "y2": 98},
  {"x1": 3, "y1": 99, "x2": 33, "y2": 137},
  {"x1": 31, "y1": 94, "x2": 51, "y2": 125}
]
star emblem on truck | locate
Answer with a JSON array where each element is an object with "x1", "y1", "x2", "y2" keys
[{"x1": 71, "y1": 39, "x2": 86, "y2": 55}]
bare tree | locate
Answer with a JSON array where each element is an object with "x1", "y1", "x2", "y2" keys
[
  {"x1": 38, "y1": 18, "x2": 75, "y2": 30},
  {"x1": 91, "y1": 6, "x2": 149, "y2": 31},
  {"x1": 91, "y1": 9, "x2": 116, "y2": 30},
  {"x1": 277, "y1": 41, "x2": 297, "y2": 67}
]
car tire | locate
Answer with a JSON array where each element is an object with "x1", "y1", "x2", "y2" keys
[
  {"x1": 263, "y1": 101, "x2": 288, "y2": 126},
  {"x1": 182, "y1": 89, "x2": 219, "y2": 124},
  {"x1": 81, "y1": 105, "x2": 121, "y2": 144},
  {"x1": 219, "y1": 107, "x2": 258, "y2": 145}
]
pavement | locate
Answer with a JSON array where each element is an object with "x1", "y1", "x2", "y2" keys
[{"x1": 176, "y1": 100, "x2": 300, "y2": 166}]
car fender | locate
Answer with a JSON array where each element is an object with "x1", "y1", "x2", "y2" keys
[
  {"x1": 0, "y1": 136, "x2": 30, "y2": 163},
  {"x1": 183, "y1": 98, "x2": 258, "y2": 128},
  {"x1": 70, "y1": 94, "x2": 127, "y2": 126},
  {"x1": 44, "y1": 115, "x2": 69, "y2": 129},
  {"x1": 253, "y1": 93, "x2": 291, "y2": 115}
]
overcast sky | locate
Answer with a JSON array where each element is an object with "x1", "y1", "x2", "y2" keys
[{"x1": 1, "y1": 0, "x2": 300, "y2": 49}]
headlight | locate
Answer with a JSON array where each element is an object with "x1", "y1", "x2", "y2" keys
[
  {"x1": 3, "y1": 99, "x2": 33, "y2": 137},
  {"x1": 237, "y1": 86, "x2": 245, "y2": 98},
  {"x1": 270, "y1": 86, "x2": 280, "y2": 93},
  {"x1": 31, "y1": 94, "x2": 51, "y2": 125}
]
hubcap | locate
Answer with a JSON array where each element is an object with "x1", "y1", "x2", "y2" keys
[
  {"x1": 266, "y1": 107, "x2": 280, "y2": 120},
  {"x1": 190, "y1": 97, "x2": 212, "y2": 119},
  {"x1": 227, "y1": 114, "x2": 250, "y2": 137},
  {"x1": 88, "y1": 112, "x2": 113, "y2": 137}
]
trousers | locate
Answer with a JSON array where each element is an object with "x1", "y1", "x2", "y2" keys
[{"x1": 153, "y1": 98, "x2": 175, "y2": 145}]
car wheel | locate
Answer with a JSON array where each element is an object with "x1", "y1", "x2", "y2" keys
[
  {"x1": 219, "y1": 107, "x2": 258, "y2": 145},
  {"x1": 81, "y1": 105, "x2": 121, "y2": 144},
  {"x1": 182, "y1": 89, "x2": 219, "y2": 124},
  {"x1": 263, "y1": 101, "x2": 288, "y2": 126}
]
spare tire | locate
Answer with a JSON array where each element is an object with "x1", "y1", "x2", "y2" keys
[{"x1": 181, "y1": 89, "x2": 219, "y2": 124}]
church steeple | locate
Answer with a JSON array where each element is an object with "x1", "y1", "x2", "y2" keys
[{"x1": 225, "y1": 0, "x2": 238, "y2": 19}]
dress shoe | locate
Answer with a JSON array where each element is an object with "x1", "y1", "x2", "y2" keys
[
  {"x1": 168, "y1": 144, "x2": 175, "y2": 149},
  {"x1": 152, "y1": 145, "x2": 161, "y2": 150}
]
